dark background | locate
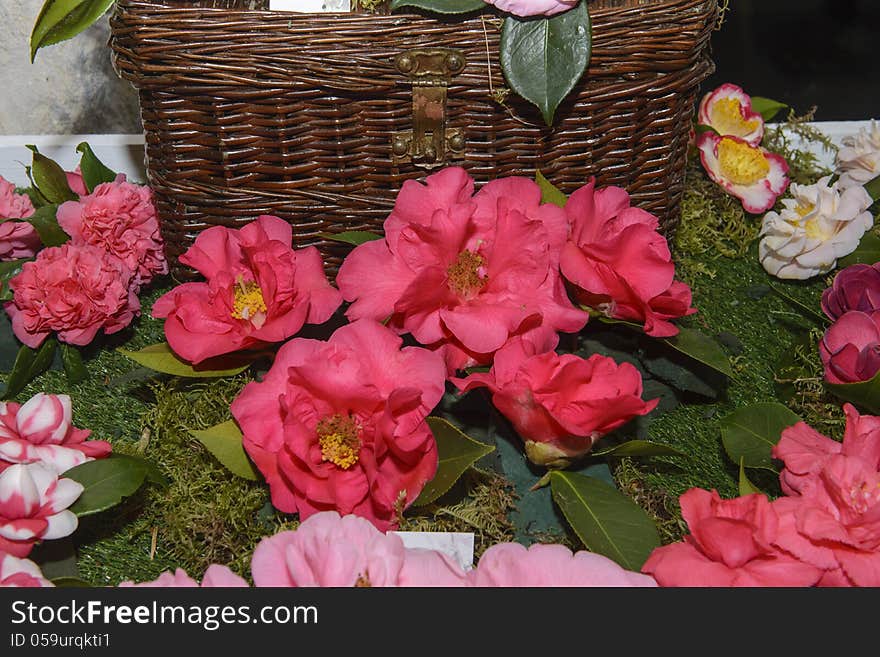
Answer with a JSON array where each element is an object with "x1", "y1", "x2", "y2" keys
[{"x1": 703, "y1": 0, "x2": 878, "y2": 120}]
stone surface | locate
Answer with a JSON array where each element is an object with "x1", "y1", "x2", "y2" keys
[{"x1": 0, "y1": 2, "x2": 141, "y2": 135}]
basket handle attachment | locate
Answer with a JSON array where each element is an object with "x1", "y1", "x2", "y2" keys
[{"x1": 392, "y1": 49, "x2": 466, "y2": 170}]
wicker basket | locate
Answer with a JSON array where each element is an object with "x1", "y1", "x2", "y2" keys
[{"x1": 109, "y1": 0, "x2": 718, "y2": 279}]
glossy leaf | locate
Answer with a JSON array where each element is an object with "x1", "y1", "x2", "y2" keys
[
  {"x1": 838, "y1": 232, "x2": 880, "y2": 268},
  {"x1": 191, "y1": 420, "x2": 261, "y2": 481},
  {"x1": 664, "y1": 328, "x2": 735, "y2": 378},
  {"x1": 76, "y1": 141, "x2": 117, "y2": 193},
  {"x1": 536, "y1": 170, "x2": 567, "y2": 208},
  {"x1": 26, "y1": 146, "x2": 76, "y2": 204},
  {"x1": 65, "y1": 455, "x2": 152, "y2": 517},
  {"x1": 750, "y1": 97, "x2": 788, "y2": 122},
  {"x1": 500, "y1": 4, "x2": 591, "y2": 125},
  {"x1": 550, "y1": 470, "x2": 660, "y2": 570},
  {"x1": 0, "y1": 259, "x2": 28, "y2": 302},
  {"x1": 117, "y1": 343, "x2": 250, "y2": 379},
  {"x1": 30, "y1": 0, "x2": 115, "y2": 61},
  {"x1": 738, "y1": 458, "x2": 764, "y2": 497},
  {"x1": 826, "y1": 369, "x2": 880, "y2": 415},
  {"x1": 318, "y1": 231, "x2": 383, "y2": 246},
  {"x1": 591, "y1": 440, "x2": 688, "y2": 459},
  {"x1": 60, "y1": 344, "x2": 88, "y2": 384},
  {"x1": 2, "y1": 338, "x2": 58, "y2": 401},
  {"x1": 27, "y1": 205, "x2": 68, "y2": 248},
  {"x1": 414, "y1": 416, "x2": 495, "y2": 506},
  {"x1": 720, "y1": 402, "x2": 801, "y2": 471},
  {"x1": 389, "y1": 0, "x2": 485, "y2": 12}
]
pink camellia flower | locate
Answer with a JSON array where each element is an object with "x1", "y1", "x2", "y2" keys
[
  {"x1": 558, "y1": 179, "x2": 696, "y2": 337},
  {"x1": 65, "y1": 169, "x2": 88, "y2": 197},
  {"x1": 231, "y1": 320, "x2": 446, "y2": 531},
  {"x1": 0, "y1": 393, "x2": 111, "y2": 474},
  {"x1": 152, "y1": 215, "x2": 342, "y2": 365},
  {"x1": 698, "y1": 83, "x2": 765, "y2": 146},
  {"x1": 0, "y1": 463, "x2": 82, "y2": 558},
  {"x1": 641, "y1": 488, "x2": 822, "y2": 587},
  {"x1": 773, "y1": 404, "x2": 880, "y2": 496},
  {"x1": 697, "y1": 132, "x2": 789, "y2": 213},
  {"x1": 120, "y1": 565, "x2": 248, "y2": 588},
  {"x1": 822, "y1": 263, "x2": 880, "y2": 321},
  {"x1": 251, "y1": 512, "x2": 467, "y2": 587},
  {"x1": 5, "y1": 243, "x2": 139, "y2": 349},
  {"x1": 0, "y1": 551, "x2": 53, "y2": 587},
  {"x1": 56, "y1": 175, "x2": 166, "y2": 288},
  {"x1": 482, "y1": 0, "x2": 578, "y2": 17},
  {"x1": 819, "y1": 310, "x2": 880, "y2": 384},
  {"x1": 0, "y1": 176, "x2": 40, "y2": 261},
  {"x1": 455, "y1": 338, "x2": 657, "y2": 467},
  {"x1": 336, "y1": 168, "x2": 587, "y2": 374},
  {"x1": 471, "y1": 542, "x2": 656, "y2": 587}
]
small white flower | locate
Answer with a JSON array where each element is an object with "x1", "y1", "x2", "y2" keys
[
  {"x1": 759, "y1": 176, "x2": 874, "y2": 280},
  {"x1": 836, "y1": 120, "x2": 880, "y2": 189}
]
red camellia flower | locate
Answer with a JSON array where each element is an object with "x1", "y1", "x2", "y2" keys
[
  {"x1": 336, "y1": 167, "x2": 587, "y2": 374},
  {"x1": 559, "y1": 179, "x2": 696, "y2": 338},
  {"x1": 57, "y1": 175, "x2": 167, "y2": 288},
  {"x1": 152, "y1": 215, "x2": 342, "y2": 365},
  {"x1": 455, "y1": 337, "x2": 657, "y2": 467},
  {"x1": 230, "y1": 320, "x2": 446, "y2": 531},
  {"x1": 821, "y1": 263, "x2": 880, "y2": 321},
  {"x1": 819, "y1": 310, "x2": 880, "y2": 384},
  {"x1": 641, "y1": 488, "x2": 822, "y2": 587},
  {"x1": 4, "y1": 243, "x2": 140, "y2": 348}
]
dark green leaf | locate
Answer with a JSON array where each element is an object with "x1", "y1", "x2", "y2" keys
[
  {"x1": 663, "y1": 328, "x2": 735, "y2": 378},
  {"x1": 27, "y1": 205, "x2": 69, "y2": 248},
  {"x1": 838, "y1": 231, "x2": 880, "y2": 268},
  {"x1": 0, "y1": 259, "x2": 29, "y2": 302},
  {"x1": 750, "y1": 97, "x2": 788, "y2": 122},
  {"x1": 191, "y1": 420, "x2": 261, "y2": 481},
  {"x1": 536, "y1": 170, "x2": 567, "y2": 208},
  {"x1": 550, "y1": 470, "x2": 660, "y2": 570},
  {"x1": 117, "y1": 342, "x2": 250, "y2": 378},
  {"x1": 414, "y1": 416, "x2": 495, "y2": 505},
  {"x1": 26, "y1": 146, "x2": 76, "y2": 203},
  {"x1": 767, "y1": 282, "x2": 828, "y2": 325},
  {"x1": 3, "y1": 338, "x2": 58, "y2": 401},
  {"x1": 60, "y1": 344, "x2": 88, "y2": 384},
  {"x1": 30, "y1": 0, "x2": 115, "y2": 61},
  {"x1": 739, "y1": 458, "x2": 764, "y2": 497},
  {"x1": 826, "y1": 369, "x2": 880, "y2": 414},
  {"x1": 591, "y1": 440, "x2": 688, "y2": 459},
  {"x1": 863, "y1": 173, "x2": 880, "y2": 202},
  {"x1": 76, "y1": 141, "x2": 117, "y2": 193},
  {"x1": 29, "y1": 537, "x2": 78, "y2": 579},
  {"x1": 500, "y1": 4, "x2": 591, "y2": 125},
  {"x1": 318, "y1": 231, "x2": 383, "y2": 246},
  {"x1": 65, "y1": 455, "x2": 150, "y2": 517},
  {"x1": 51, "y1": 577, "x2": 92, "y2": 587},
  {"x1": 389, "y1": 0, "x2": 485, "y2": 12},
  {"x1": 694, "y1": 123, "x2": 719, "y2": 136},
  {"x1": 720, "y1": 402, "x2": 801, "y2": 471}
]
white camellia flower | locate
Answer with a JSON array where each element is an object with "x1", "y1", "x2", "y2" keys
[
  {"x1": 759, "y1": 176, "x2": 874, "y2": 280},
  {"x1": 836, "y1": 120, "x2": 880, "y2": 189}
]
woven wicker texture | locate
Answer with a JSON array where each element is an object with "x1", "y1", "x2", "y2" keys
[{"x1": 110, "y1": 0, "x2": 718, "y2": 279}]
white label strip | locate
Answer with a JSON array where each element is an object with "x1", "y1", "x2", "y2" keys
[
  {"x1": 269, "y1": 0, "x2": 351, "y2": 11},
  {"x1": 391, "y1": 531, "x2": 475, "y2": 570}
]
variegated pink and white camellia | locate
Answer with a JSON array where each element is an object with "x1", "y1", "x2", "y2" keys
[
  {"x1": 698, "y1": 83, "x2": 765, "y2": 146},
  {"x1": 0, "y1": 393, "x2": 110, "y2": 474},
  {"x1": 0, "y1": 551, "x2": 53, "y2": 587},
  {"x1": 697, "y1": 132, "x2": 789, "y2": 213},
  {"x1": 0, "y1": 463, "x2": 82, "y2": 558}
]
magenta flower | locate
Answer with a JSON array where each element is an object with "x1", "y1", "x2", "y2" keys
[
  {"x1": 822, "y1": 263, "x2": 880, "y2": 321},
  {"x1": 482, "y1": 0, "x2": 579, "y2": 17},
  {"x1": 819, "y1": 310, "x2": 880, "y2": 384}
]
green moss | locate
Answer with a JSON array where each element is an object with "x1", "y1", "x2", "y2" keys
[{"x1": 762, "y1": 108, "x2": 837, "y2": 186}]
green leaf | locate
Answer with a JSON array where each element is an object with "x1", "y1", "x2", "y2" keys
[
  {"x1": 767, "y1": 281, "x2": 829, "y2": 326},
  {"x1": 65, "y1": 455, "x2": 151, "y2": 517},
  {"x1": 0, "y1": 259, "x2": 29, "y2": 302},
  {"x1": 663, "y1": 328, "x2": 735, "y2": 378},
  {"x1": 30, "y1": 0, "x2": 115, "y2": 61},
  {"x1": 117, "y1": 343, "x2": 250, "y2": 379},
  {"x1": 190, "y1": 420, "x2": 261, "y2": 481},
  {"x1": 826, "y1": 369, "x2": 880, "y2": 414},
  {"x1": 864, "y1": 174, "x2": 880, "y2": 202},
  {"x1": 500, "y1": 4, "x2": 591, "y2": 125},
  {"x1": 76, "y1": 142, "x2": 117, "y2": 193},
  {"x1": 389, "y1": 0, "x2": 485, "y2": 12},
  {"x1": 60, "y1": 344, "x2": 88, "y2": 385},
  {"x1": 839, "y1": 231, "x2": 880, "y2": 268},
  {"x1": 29, "y1": 537, "x2": 78, "y2": 580},
  {"x1": 318, "y1": 231, "x2": 383, "y2": 246},
  {"x1": 536, "y1": 170, "x2": 567, "y2": 208},
  {"x1": 414, "y1": 416, "x2": 495, "y2": 506},
  {"x1": 720, "y1": 402, "x2": 801, "y2": 471},
  {"x1": 550, "y1": 470, "x2": 660, "y2": 570},
  {"x1": 26, "y1": 146, "x2": 77, "y2": 203},
  {"x1": 750, "y1": 97, "x2": 788, "y2": 122},
  {"x1": 591, "y1": 440, "x2": 688, "y2": 459},
  {"x1": 3, "y1": 338, "x2": 58, "y2": 401},
  {"x1": 694, "y1": 123, "x2": 719, "y2": 136},
  {"x1": 738, "y1": 458, "x2": 764, "y2": 497},
  {"x1": 51, "y1": 577, "x2": 92, "y2": 587},
  {"x1": 27, "y1": 205, "x2": 69, "y2": 248}
]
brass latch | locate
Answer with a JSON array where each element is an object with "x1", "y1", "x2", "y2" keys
[{"x1": 392, "y1": 49, "x2": 466, "y2": 169}]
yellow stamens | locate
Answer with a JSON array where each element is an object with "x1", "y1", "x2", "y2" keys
[
  {"x1": 804, "y1": 218, "x2": 830, "y2": 240},
  {"x1": 316, "y1": 414, "x2": 361, "y2": 470},
  {"x1": 354, "y1": 573, "x2": 371, "y2": 587},
  {"x1": 447, "y1": 250, "x2": 487, "y2": 297},
  {"x1": 231, "y1": 276, "x2": 268, "y2": 323},
  {"x1": 795, "y1": 202, "x2": 815, "y2": 218},
  {"x1": 708, "y1": 97, "x2": 761, "y2": 137},
  {"x1": 717, "y1": 137, "x2": 771, "y2": 186}
]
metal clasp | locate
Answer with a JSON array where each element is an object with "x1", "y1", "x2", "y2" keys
[{"x1": 392, "y1": 49, "x2": 466, "y2": 169}]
